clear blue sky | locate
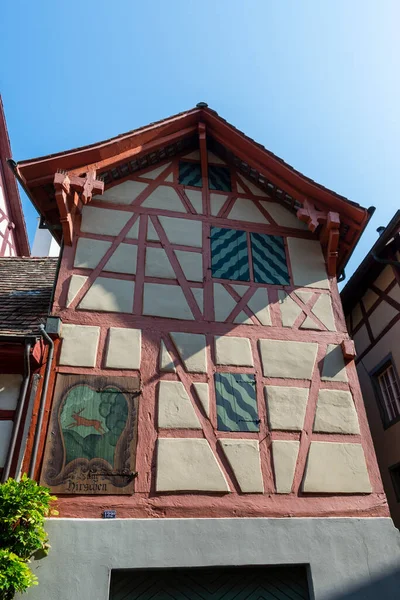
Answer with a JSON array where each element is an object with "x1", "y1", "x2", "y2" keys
[{"x1": 1, "y1": 1, "x2": 399, "y2": 281}]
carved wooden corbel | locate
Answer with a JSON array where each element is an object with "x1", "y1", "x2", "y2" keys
[
  {"x1": 297, "y1": 200, "x2": 340, "y2": 276},
  {"x1": 53, "y1": 170, "x2": 104, "y2": 245}
]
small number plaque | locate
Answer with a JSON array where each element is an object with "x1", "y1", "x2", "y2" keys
[{"x1": 103, "y1": 510, "x2": 116, "y2": 519}]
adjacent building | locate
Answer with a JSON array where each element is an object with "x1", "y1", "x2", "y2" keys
[
  {"x1": 341, "y1": 210, "x2": 400, "y2": 527},
  {"x1": 11, "y1": 105, "x2": 400, "y2": 599},
  {"x1": 0, "y1": 96, "x2": 29, "y2": 257}
]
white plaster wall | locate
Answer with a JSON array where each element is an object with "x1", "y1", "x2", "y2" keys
[
  {"x1": 0, "y1": 374, "x2": 22, "y2": 409},
  {"x1": 20, "y1": 518, "x2": 400, "y2": 600}
]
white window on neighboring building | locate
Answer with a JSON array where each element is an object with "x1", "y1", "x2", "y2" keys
[{"x1": 372, "y1": 358, "x2": 400, "y2": 427}]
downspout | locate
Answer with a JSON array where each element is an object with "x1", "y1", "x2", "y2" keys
[
  {"x1": 2, "y1": 339, "x2": 31, "y2": 482},
  {"x1": 28, "y1": 324, "x2": 54, "y2": 479}
]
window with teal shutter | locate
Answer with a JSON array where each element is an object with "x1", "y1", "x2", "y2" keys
[
  {"x1": 215, "y1": 373, "x2": 259, "y2": 432},
  {"x1": 211, "y1": 227, "x2": 250, "y2": 281},
  {"x1": 179, "y1": 161, "x2": 202, "y2": 187},
  {"x1": 250, "y1": 233, "x2": 290, "y2": 285},
  {"x1": 208, "y1": 165, "x2": 232, "y2": 191}
]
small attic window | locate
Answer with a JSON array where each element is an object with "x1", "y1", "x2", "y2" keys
[
  {"x1": 208, "y1": 165, "x2": 231, "y2": 192},
  {"x1": 179, "y1": 161, "x2": 202, "y2": 187}
]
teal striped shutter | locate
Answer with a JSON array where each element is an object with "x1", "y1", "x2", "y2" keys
[
  {"x1": 211, "y1": 227, "x2": 250, "y2": 281},
  {"x1": 208, "y1": 165, "x2": 232, "y2": 191},
  {"x1": 215, "y1": 373, "x2": 259, "y2": 432},
  {"x1": 250, "y1": 233, "x2": 290, "y2": 285},
  {"x1": 179, "y1": 161, "x2": 202, "y2": 187}
]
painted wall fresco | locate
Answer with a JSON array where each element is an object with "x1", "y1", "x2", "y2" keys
[
  {"x1": 41, "y1": 374, "x2": 139, "y2": 494},
  {"x1": 38, "y1": 148, "x2": 385, "y2": 518}
]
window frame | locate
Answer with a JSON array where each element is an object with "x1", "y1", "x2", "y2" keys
[
  {"x1": 210, "y1": 225, "x2": 291, "y2": 286},
  {"x1": 370, "y1": 354, "x2": 400, "y2": 429}
]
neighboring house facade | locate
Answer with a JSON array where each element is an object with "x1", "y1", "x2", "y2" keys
[
  {"x1": 0, "y1": 96, "x2": 29, "y2": 257},
  {"x1": 12, "y1": 105, "x2": 400, "y2": 599},
  {"x1": 0, "y1": 257, "x2": 58, "y2": 481},
  {"x1": 341, "y1": 210, "x2": 400, "y2": 527}
]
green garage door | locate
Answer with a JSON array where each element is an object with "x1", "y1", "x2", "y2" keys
[{"x1": 110, "y1": 566, "x2": 310, "y2": 600}]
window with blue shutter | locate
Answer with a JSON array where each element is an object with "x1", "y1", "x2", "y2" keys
[
  {"x1": 179, "y1": 161, "x2": 202, "y2": 187},
  {"x1": 208, "y1": 165, "x2": 232, "y2": 191},
  {"x1": 211, "y1": 227, "x2": 250, "y2": 281},
  {"x1": 250, "y1": 233, "x2": 290, "y2": 285},
  {"x1": 215, "y1": 373, "x2": 259, "y2": 432}
]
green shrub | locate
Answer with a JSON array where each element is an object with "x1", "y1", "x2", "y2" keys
[{"x1": 0, "y1": 475, "x2": 57, "y2": 598}]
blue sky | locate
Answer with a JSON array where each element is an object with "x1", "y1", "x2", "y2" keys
[{"x1": 1, "y1": 1, "x2": 399, "y2": 281}]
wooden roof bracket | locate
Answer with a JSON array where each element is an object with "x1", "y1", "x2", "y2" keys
[
  {"x1": 297, "y1": 199, "x2": 340, "y2": 276},
  {"x1": 53, "y1": 170, "x2": 104, "y2": 245}
]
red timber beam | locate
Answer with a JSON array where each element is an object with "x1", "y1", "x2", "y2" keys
[
  {"x1": 297, "y1": 199, "x2": 340, "y2": 276},
  {"x1": 53, "y1": 170, "x2": 104, "y2": 245}
]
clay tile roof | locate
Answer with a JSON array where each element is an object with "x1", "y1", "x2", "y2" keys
[{"x1": 0, "y1": 257, "x2": 58, "y2": 337}]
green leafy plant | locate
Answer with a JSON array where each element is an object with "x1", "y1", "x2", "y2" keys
[{"x1": 0, "y1": 475, "x2": 57, "y2": 599}]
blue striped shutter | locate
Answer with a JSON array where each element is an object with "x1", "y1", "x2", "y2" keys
[
  {"x1": 208, "y1": 165, "x2": 232, "y2": 191},
  {"x1": 211, "y1": 227, "x2": 250, "y2": 281},
  {"x1": 250, "y1": 233, "x2": 290, "y2": 285},
  {"x1": 179, "y1": 161, "x2": 202, "y2": 187},
  {"x1": 215, "y1": 373, "x2": 259, "y2": 432}
]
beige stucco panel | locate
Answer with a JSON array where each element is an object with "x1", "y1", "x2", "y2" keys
[
  {"x1": 352, "y1": 303, "x2": 363, "y2": 328},
  {"x1": 374, "y1": 265, "x2": 395, "y2": 291},
  {"x1": 219, "y1": 439, "x2": 264, "y2": 493},
  {"x1": 278, "y1": 291, "x2": 302, "y2": 327},
  {"x1": 299, "y1": 316, "x2": 320, "y2": 330},
  {"x1": 193, "y1": 382, "x2": 209, "y2": 416},
  {"x1": 105, "y1": 244, "x2": 138, "y2": 275},
  {"x1": 215, "y1": 336, "x2": 254, "y2": 366},
  {"x1": 234, "y1": 311, "x2": 253, "y2": 324},
  {"x1": 210, "y1": 193, "x2": 228, "y2": 216},
  {"x1": 353, "y1": 324, "x2": 370, "y2": 356},
  {"x1": 261, "y1": 202, "x2": 307, "y2": 230},
  {"x1": 314, "y1": 389, "x2": 360, "y2": 434},
  {"x1": 96, "y1": 180, "x2": 148, "y2": 204},
  {"x1": 362, "y1": 289, "x2": 379, "y2": 312},
  {"x1": 208, "y1": 151, "x2": 226, "y2": 164},
  {"x1": 145, "y1": 247, "x2": 176, "y2": 279},
  {"x1": 389, "y1": 283, "x2": 400, "y2": 304},
  {"x1": 139, "y1": 162, "x2": 171, "y2": 180},
  {"x1": 369, "y1": 301, "x2": 398, "y2": 338},
  {"x1": 79, "y1": 277, "x2": 134, "y2": 313},
  {"x1": 265, "y1": 386, "x2": 308, "y2": 431},
  {"x1": 67, "y1": 275, "x2": 88, "y2": 307},
  {"x1": 105, "y1": 327, "x2": 141, "y2": 370},
  {"x1": 146, "y1": 220, "x2": 159, "y2": 241},
  {"x1": 59, "y1": 324, "x2": 100, "y2": 367},
  {"x1": 272, "y1": 440, "x2": 299, "y2": 493},
  {"x1": 74, "y1": 238, "x2": 111, "y2": 269},
  {"x1": 287, "y1": 238, "x2": 329, "y2": 289},
  {"x1": 321, "y1": 344, "x2": 348, "y2": 382},
  {"x1": 294, "y1": 290, "x2": 314, "y2": 304},
  {"x1": 143, "y1": 283, "x2": 194, "y2": 320},
  {"x1": 303, "y1": 442, "x2": 372, "y2": 493},
  {"x1": 80, "y1": 206, "x2": 131, "y2": 237},
  {"x1": 248, "y1": 288, "x2": 271, "y2": 325},
  {"x1": 159, "y1": 216, "x2": 203, "y2": 248},
  {"x1": 156, "y1": 438, "x2": 230, "y2": 492},
  {"x1": 125, "y1": 219, "x2": 139, "y2": 240},
  {"x1": 158, "y1": 381, "x2": 201, "y2": 429},
  {"x1": 227, "y1": 198, "x2": 269, "y2": 224},
  {"x1": 184, "y1": 189, "x2": 203, "y2": 214},
  {"x1": 213, "y1": 284, "x2": 237, "y2": 322},
  {"x1": 191, "y1": 287, "x2": 204, "y2": 313},
  {"x1": 142, "y1": 185, "x2": 186, "y2": 213},
  {"x1": 311, "y1": 293, "x2": 336, "y2": 331},
  {"x1": 175, "y1": 250, "x2": 203, "y2": 282},
  {"x1": 159, "y1": 340, "x2": 176, "y2": 372},
  {"x1": 237, "y1": 173, "x2": 268, "y2": 197},
  {"x1": 259, "y1": 339, "x2": 318, "y2": 379},
  {"x1": 170, "y1": 332, "x2": 207, "y2": 373},
  {"x1": 0, "y1": 375, "x2": 23, "y2": 410}
]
